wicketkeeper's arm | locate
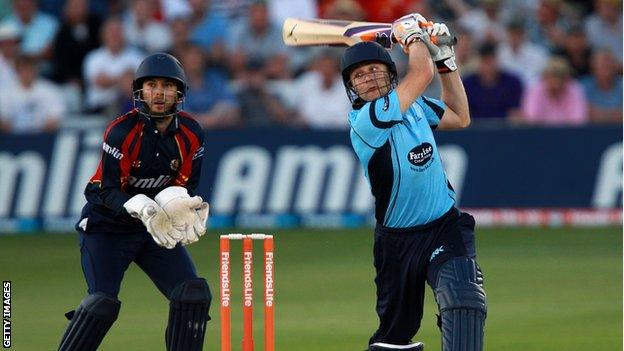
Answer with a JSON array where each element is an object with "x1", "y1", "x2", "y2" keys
[{"x1": 97, "y1": 127, "x2": 133, "y2": 216}]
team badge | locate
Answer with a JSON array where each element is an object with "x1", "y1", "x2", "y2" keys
[{"x1": 170, "y1": 159, "x2": 180, "y2": 171}]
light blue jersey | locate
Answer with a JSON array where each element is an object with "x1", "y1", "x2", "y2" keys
[{"x1": 349, "y1": 90, "x2": 456, "y2": 228}]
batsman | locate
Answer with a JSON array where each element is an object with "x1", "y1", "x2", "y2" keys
[
  {"x1": 340, "y1": 14, "x2": 487, "y2": 351},
  {"x1": 57, "y1": 53, "x2": 212, "y2": 351}
]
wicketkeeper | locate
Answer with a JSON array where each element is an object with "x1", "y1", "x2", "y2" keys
[
  {"x1": 340, "y1": 14, "x2": 487, "y2": 351},
  {"x1": 57, "y1": 53, "x2": 212, "y2": 351}
]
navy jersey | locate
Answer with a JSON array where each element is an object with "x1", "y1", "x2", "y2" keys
[
  {"x1": 349, "y1": 91, "x2": 456, "y2": 228},
  {"x1": 78, "y1": 109, "x2": 205, "y2": 233}
]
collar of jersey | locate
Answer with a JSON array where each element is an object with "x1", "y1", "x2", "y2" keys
[{"x1": 141, "y1": 114, "x2": 180, "y2": 135}]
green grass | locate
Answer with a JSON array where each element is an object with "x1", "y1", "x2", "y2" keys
[{"x1": 0, "y1": 227, "x2": 621, "y2": 351}]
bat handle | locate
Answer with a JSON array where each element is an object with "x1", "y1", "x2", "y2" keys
[
  {"x1": 431, "y1": 35, "x2": 457, "y2": 46},
  {"x1": 389, "y1": 34, "x2": 458, "y2": 47}
]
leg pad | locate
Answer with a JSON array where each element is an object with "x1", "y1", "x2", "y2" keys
[
  {"x1": 435, "y1": 257, "x2": 486, "y2": 351},
  {"x1": 58, "y1": 293, "x2": 121, "y2": 351},
  {"x1": 166, "y1": 278, "x2": 212, "y2": 351}
]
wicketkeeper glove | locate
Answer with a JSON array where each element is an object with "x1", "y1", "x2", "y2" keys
[
  {"x1": 193, "y1": 202, "x2": 209, "y2": 239},
  {"x1": 124, "y1": 194, "x2": 179, "y2": 249},
  {"x1": 420, "y1": 22, "x2": 457, "y2": 73},
  {"x1": 155, "y1": 186, "x2": 208, "y2": 246},
  {"x1": 391, "y1": 13, "x2": 428, "y2": 51}
]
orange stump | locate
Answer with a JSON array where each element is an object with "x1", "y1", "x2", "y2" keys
[
  {"x1": 264, "y1": 236, "x2": 275, "y2": 351},
  {"x1": 242, "y1": 237, "x2": 254, "y2": 351},
  {"x1": 220, "y1": 234, "x2": 274, "y2": 351},
  {"x1": 220, "y1": 236, "x2": 231, "y2": 351}
]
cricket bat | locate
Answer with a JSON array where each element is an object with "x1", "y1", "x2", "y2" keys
[{"x1": 282, "y1": 18, "x2": 457, "y2": 49}]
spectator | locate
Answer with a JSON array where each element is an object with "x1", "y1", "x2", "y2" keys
[
  {"x1": 525, "y1": 0, "x2": 571, "y2": 51},
  {"x1": 160, "y1": 0, "x2": 193, "y2": 21},
  {"x1": 0, "y1": 0, "x2": 59, "y2": 60},
  {"x1": 321, "y1": 0, "x2": 366, "y2": 20},
  {"x1": 237, "y1": 57, "x2": 295, "y2": 127},
  {"x1": 115, "y1": 70, "x2": 136, "y2": 115},
  {"x1": 267, "y1": 0, "x2": 316, "y2": 26},
  {"x1": 463, "y1": 42, "x2": 523, "y2": 120},
  {"x1": 552, "y1": 24, "x2": 592, "y2": 78},
  {"x1": 584, "y1": 0, "x2": 622, "y2": 63},
  {"x1": 51, "y1": 0, "x2": 101, "y2": 86},
  {"x1": 179, "y1": 43, "x2": 240, "y2": 128},
  {"x1": 444, "y1": 0, "x2": 507, "y2": 44},
  {"x1": 187, "y1": 0, "x2": 229, "y2": 65},
  {"x1": 497, "y1": 17, "x2": 548, "y2": 84},
  {"x1": 293, "y1": 49, "x2": 352, "y2": 129},
  {"x1": 228, "y1": 0, "x2": 289, "y2": 79},
  {"x1": 123, "y1": 0, "x2": 173, "y2": 52},
  {"x1": 83, "y1": 17, "x2": 144, "y2": 114},
  {"x1": 168, "y1": 15, "x2": 192, "y2": 58},
  {"x1": 0, "y1": 55, "x2": 66, "y2": 133},
  {"x1": 580, "y1": 50, "x2": 622, "y2": 123},
  {"x1": 520, "y1": 56, "x2": 588, "y2": 126},
  {"x1": 453, "y1": 26, "x2": 478, "y2": 76},
  {"x1": 0, "y1": 22, "x2": 20, "y2": 87}
]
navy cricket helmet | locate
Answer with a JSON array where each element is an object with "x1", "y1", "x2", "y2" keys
[
  {"x1": 133, "y1": 53, "x2": 188, "y2": 118},
  {"x1": 340, "y1": 42, "x2": 398, "y2": 107}
]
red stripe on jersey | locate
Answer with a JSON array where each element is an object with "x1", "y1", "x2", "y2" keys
[
  {"x1": 102, "y1": 109, "x2": 137, "y2": 141},
  {"x1": 89, "y1": 160, "x2": 104, "y2": 183},
  {"x1": 173, "y1": 123, "x2": 201, "y2": 186},
  {"x1": 119, "y1": 120, "x2": 144, "y2": 189},
  {"x1": 173, "y1": 133, "x2": 187, "y2": 186},
  {"x1": 90, "y1": 111, "x2": 137, "y2": 184}
]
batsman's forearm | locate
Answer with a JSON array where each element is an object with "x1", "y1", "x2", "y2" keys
[
  {"x1": 439, "y1": 71, "x2": 470, "y2": 125},
  {"x1": 396, "y1": 42, "x2": 434, "y2": 112}
]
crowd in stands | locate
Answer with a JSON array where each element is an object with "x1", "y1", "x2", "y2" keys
[{"x1": 0, "y1": 0, "x2": 621, "y2": 134}]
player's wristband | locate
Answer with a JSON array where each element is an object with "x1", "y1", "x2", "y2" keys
[{"x1": 435, "y1": 57, "x2": 458, "y2": 74}]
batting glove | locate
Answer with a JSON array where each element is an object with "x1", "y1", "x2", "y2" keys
[
  {"x1": 420, "y1": 22, "x2": 457, "y2": 73},
  {"x1": 155, "y1": 186, "x2": 205, "y2": 246},
  {"x1": 391, "y1": 13, "x2": 428, "y2": 50},
  {"x1": 124, "y1": 194, "x2": 178, "y2": 249}
]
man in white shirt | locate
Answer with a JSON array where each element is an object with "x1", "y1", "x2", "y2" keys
[
  {"x1": 294, "y1": 49, "x2": 352, "y2": 129},
  {"x1": 0, "y1": 55, "x2": 66, "y2": 133},
  {"x1": 0, "y1": 22, "x2": 20, "y2": 87},
  {"x1": 123, "y1": 0, "x2": 173, "y2": 53},
  {"x1": 83, "y1": 17, "x2": 144, "y2": 113},
  {"x1": 497, "y1": 18, "x2": 548, "y2": 85}
]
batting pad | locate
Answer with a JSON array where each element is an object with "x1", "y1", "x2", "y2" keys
[{"x1": 435, "y1": 257, "x2": 487, "y2": 351}]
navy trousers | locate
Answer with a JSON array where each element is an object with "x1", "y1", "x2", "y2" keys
[
  {"x1": 79, "y1": 231, "x2": 199, "y2": 299},
  {"x1": 369, "y1": 208, "x2": 479, "y2": 345}
]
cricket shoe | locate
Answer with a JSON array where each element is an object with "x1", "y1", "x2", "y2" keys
[{"x1": 368, "y1": 341, "x2": 424, "y2": 350}]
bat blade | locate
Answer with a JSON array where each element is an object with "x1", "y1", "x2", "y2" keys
[{"x1": 282, "y1": 18, "x2": 392, "y2": 48}]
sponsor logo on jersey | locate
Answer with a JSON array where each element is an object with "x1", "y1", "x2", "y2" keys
[
  {"x1": 102, "y1": 142, "x2": 123, "y2": 160},
  {"x1": 408, "y1": 143, "x2": 433, "y2": 166},
  {"x1": 127, "y1": 175, "x2": 171, "y2": 189}
]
